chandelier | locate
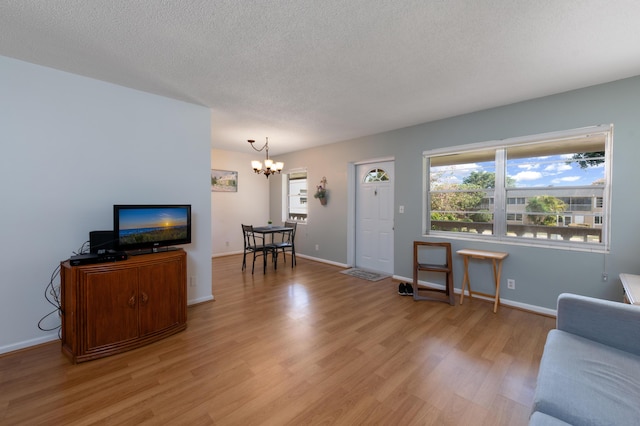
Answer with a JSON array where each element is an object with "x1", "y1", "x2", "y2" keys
[{"x1": 248, "y1": 137, "x2": 284, "y2": 178}]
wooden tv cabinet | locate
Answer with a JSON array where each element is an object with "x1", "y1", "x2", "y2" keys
[{"x1": 60, "y1": 249, "x2": 187, "y2": 363}]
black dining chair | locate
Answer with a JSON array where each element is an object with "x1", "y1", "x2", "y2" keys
[
  {"x1": 241, "y1": 224, "x2": 276, "y2": 274},
  {"x1": 275, "y1": 221, "x2": 297, "y2": 268}
]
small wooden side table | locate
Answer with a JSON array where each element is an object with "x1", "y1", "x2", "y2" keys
[
  {"x1": 457, "y1": 248, "x2": 509, "y2": 313},
  {"x1": 620, "y1": 273, "x2": 640, "y2": 305}
]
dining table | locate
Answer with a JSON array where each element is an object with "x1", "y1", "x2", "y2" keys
[{"x1": 252, "y1": 225, "x2": 294, "y2": 269}]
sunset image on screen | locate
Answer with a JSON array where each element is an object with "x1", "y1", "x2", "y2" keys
[{"x1": 118, "y1": 208, "x2": 188, "y2": 245}]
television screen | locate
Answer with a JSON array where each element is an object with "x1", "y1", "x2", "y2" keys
[{"x1": 114, "y1": 205, "x2": 191, "y2": 253}]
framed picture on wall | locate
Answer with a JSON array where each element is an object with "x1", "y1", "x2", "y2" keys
[{"x1": 211, "y1": 169, "x2": 238, "y2": 192}]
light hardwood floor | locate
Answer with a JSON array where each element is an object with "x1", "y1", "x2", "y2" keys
[{"x1": 0, "y1": 255, "x2": 555, "y2": 425}]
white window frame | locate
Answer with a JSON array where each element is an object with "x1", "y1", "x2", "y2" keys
[
  {"x1": 282, "y1": 168, "x2": 308, "y2": 224},
  {"x1": 423, "y1": 125, "x2": 613, "y2": 253}
]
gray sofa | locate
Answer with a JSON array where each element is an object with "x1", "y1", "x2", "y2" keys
[{"x1": 530, "y1": 293, "x2": 640, "y2": 425}]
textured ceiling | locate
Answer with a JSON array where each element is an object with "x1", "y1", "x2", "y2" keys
[{"x1": 2, "y1": 1, "x2": 640, "y2": 155}]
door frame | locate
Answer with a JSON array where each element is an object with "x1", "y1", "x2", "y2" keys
[{"x1": 347, "y1": 156, "x2": 395, "y2": 269}]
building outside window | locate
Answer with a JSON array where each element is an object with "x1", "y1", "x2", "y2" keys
[
  {"x1": 285, "y1": 170, "x2": 307, "y2": 223},
  {"x1": 425, "y1": 125, "x2": 612, "y2": 251}
]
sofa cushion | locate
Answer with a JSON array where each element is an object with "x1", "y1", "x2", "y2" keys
[
  {"x1": 533, "y1": 329, "x2": 640, "y2": 426},
  {"x1": 529, "y1": 411, "x2": 572, "y2": 426}
]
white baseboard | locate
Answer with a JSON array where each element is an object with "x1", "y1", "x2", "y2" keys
[
  {"x1": 212, "y1": 250, "x2": 243, "y2": 258},
  {"x1": 0, "y1": 333, "x2": 59, "y2": 355},
  {"x1": 212, "y1": 255, "x2": 555, "y2": 316},
  {"x1": 212, "y1": 252, "x2": 349, "y2": 268},
  {"x1": 0, "y1": 296, "x2": 215, "y2": 356},
  {"x1": 393, "y1": 275, "x2": 557, "y2": 317},
  {"x1": 1, "y1": 269, "x2": 554, "y2": 357},
  {"x1": 188, "y1": 295, "x2": 214, "y2": 305},
  {"x1": 295, "y1": 253, "x2": 349, "y2": 268}
]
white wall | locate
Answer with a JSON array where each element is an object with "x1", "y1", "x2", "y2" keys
[
  {"x1": 0, "y1": 56, "x2": 213, "y2": 354},
  {"x1": 211, "y1": 149, "x2": 270, "y2": 255}
]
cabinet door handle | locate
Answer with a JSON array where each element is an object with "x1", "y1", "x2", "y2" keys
[
  {"x1": 141, "y1": 291, "x2": 149, "y2": 304},
  {"x1": 128, "y1": 294, "x2": 136, "y2": 308}
]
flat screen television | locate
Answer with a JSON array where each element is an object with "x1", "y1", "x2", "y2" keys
[{"x1": 114, "y1": 204, "x2": 191, "y2": 254}]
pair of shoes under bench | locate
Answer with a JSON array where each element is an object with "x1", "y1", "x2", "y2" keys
[{"x1": 398, "y1": 282, "x2": 414, "y2": 296}]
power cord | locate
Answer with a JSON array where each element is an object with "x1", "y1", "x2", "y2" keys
[
  {"x1": 73, "y1": 240, "x2": 90, "y2": 256},
  {"x1": 37, "y1": 264, "x2": 62, "y2": 336},
  {"x1": 37, "y1": 240, "x2": 90, "y2": 338}
]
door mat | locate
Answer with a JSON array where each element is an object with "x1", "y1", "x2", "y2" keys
[{"x1": 340, "y1": 268, "x2": 390, "y2": 282}]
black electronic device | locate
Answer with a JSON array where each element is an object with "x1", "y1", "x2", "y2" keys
[
  {"x1": 69, "y1": 250, "x2": 128, "y2": 266},
  {"x1": 113, "y1": 204, "x2": 191, "y2": 254},
  {"x1": 69, "y1": 253, "x2": 100, "y2": 266},
  {"x1": 90, "y1": 230, "x2": 115, "y2": 253}
]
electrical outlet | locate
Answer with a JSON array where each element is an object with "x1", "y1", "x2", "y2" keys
[
  {"x1": 507, "y1": 279, "x2": 515, "y2": 289},
  {"x1": 399, "y1": 205, "x2": 405, "y2": 213},
  {"x1": 315, "y1": 244, "x2": 319, "y2": 251},
  {"x1": 602, "y1": 272, "x2": 608, "y2": 281},
  {"x1": 189, "y1": 276, "x2": 197, "y2": 287}
]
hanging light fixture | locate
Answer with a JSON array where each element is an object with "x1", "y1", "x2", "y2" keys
[{"x1": 248, "y1": 137, "x2": 284, "y2": 178}]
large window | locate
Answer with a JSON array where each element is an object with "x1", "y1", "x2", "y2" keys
[
  {"x1": 425, "y1": 125, "x2": 612, "y2": 251},
  {"x1": 285, "y1": 170, "x2": 307, "y2": 223}
]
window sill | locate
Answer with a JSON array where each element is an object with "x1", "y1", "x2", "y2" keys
[{"x1": 426, "y1": 230, "x2": 609, "y2": 254}]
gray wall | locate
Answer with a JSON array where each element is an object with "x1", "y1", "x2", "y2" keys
[
  {"x1": 0, "y1": 56, "x2": 213, "y2": 353},
  {"x1": 270, "y1": 75, "x2": 640, "y2": 310}
]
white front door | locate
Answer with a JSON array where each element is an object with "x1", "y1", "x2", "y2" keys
[{"x1": 355, "y1": 161, "x2": 394, "y2": 274}]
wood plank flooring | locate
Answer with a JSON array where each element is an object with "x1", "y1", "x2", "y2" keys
[{"x1": 0, "y1": 255, "x2": 555, "y2": 425}]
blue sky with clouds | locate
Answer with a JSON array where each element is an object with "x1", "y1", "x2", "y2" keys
[
  {"x1": 507, "y1": 154, "x2": 604, "y2": 187},
  {"x1": 432, "y1": 154, "x2": 604, "y2": 188}
]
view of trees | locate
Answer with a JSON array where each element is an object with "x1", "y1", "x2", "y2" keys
[
  {"x1": 525, "y1": 196, "x2": 566, "y2": 226},
  {"x1": 430, "y1": 170, "x2": 488, "y2": 222},
  {"x1": 430, "y1": 183, "x2": 486, "y2": 222},
  {"x1": 570, "y1": 151, "x2": 605, "y2": 169},
  {"x1": 431, "y1": 171, "x2": 510, "y2": 223},
  {"x1": 431, "y1": 170, "x2": 571, "y2": 227}
]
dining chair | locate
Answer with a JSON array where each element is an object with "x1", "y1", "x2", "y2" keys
[
  {"x1": 412, "y1": 241, "x2": 455, "y2": 305},
  {"x1": 275, "y1": 221, "x2": 297, "y2": 268},
  {"x1": 241, "y1": 224, "x2": 276, "y2": 274}
]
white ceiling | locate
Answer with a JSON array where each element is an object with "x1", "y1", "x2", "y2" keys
[{"x1": 2, "y1": 1, "x2": 640, "y2": 155}]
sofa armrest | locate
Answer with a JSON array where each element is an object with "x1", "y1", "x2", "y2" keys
[{"x1": 556, "y1": 293, "x2": 640, "y2": 356}]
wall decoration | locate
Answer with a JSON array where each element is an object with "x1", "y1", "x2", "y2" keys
[
  {"x1": 314, "y1": 176, "x2": 328, "y2": 205},
  {"x1": 211, "y1": 169, "x2": 238, "y2": 192}
]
